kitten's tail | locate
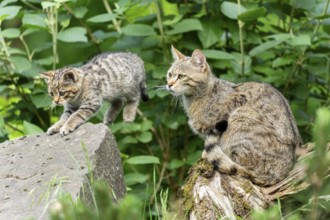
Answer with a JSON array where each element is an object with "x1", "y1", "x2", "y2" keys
[{"x1": 140, "y1": 81, "x2": 149, "y2": 102}]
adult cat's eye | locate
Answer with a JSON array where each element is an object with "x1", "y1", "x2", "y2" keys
[{"x1": 178, "y1": 74, "x2": 185, "y2": 79}]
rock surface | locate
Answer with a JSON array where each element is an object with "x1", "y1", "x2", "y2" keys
[{"x1": 0, "y1": 123, "x2": 125, "y2": 220}]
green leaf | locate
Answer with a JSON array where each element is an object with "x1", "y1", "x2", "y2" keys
[
  {"x1": 140, "y1": 120, "x2": 153, "y2": 131},
  {"x1": 309, "y1": 108, "x2": 330, "y2": 176},
  {"x1": 231, "y1": 53, "x2": 252, "y2": 75},
  {"x1": 30, "y1": 94, "x2": 52, "y2": 108},
  {"x1": 60, "y1": 19, "x2": 70, "y2": 29},
  {"x1": 0, "y1": 6, "x2": 21, "y2": 20},
  {"x1": 87, "y1": 13, "x2": 116, "y2": 23},
  {"x1": 122, "y1": 24, "x2": 156, "y2": 36},
  {"x1": 124, "y1": 173, "x2": 149, "y2": 186},
  {"x1": 186, "y1": 151, "x2": 202, "y2": 165},
  {"x1": 272, "y1": 57, "x2": 295, "y2": 68},
  {"x1": 22, "y1": 28, "x2": 39, "y2": 36},
  {"x1": 23, "y1": 121, "x2": 43, "y2": 135},
  {"x1": 57, "y1": 27, "x2": 87, "y2": 42},
  {"x1": 249, "y1": 40, "x2": 283, "y2": 57},
  {"x1": 120, "y1": 122, "x2": 141, "y2": 133},
  {"x1": 221, "y1": 1, "x2": 246, "y2": 20},
  {"x1": 238, "y1": 7, "x2": 266, "y2": 22},
  {"x1": 136, "y1": 131, "x2": 152, "y2": 143},
  {"x1": 166, "y1": 18, "x2": 203, "y2": 35},
  {"x1": 168, "y1": 159, "x2": 185, "y2": 170},
  {"x1": 0, "y1": 85, "x2": 6, "y2": 93},
  {"x1": 198, "y1": 17, "x2": 222, "y2": 48},
  {"x1": 41, "y1": 1, "x2": 57, "y2": 9},
  {"x1": 11, "y1": 56, "x2": 32, "y2": 73},
  {"x1": 266, "y1": 33, "x2": 291, "y2": 41},
  {"x1": 34, "y1": 56, "x2": 54, "y2": 66},
  {"x1": 202, "y1": 49, "x2": 234, "y2": 60},
  {"x1": 119, "y1": 136, "x2": 138, "y2": 144},
  {"x1": 288, "y1": 35, "x2": 311, "y2": 46},
  {"x1": 73, "y1": 6, "x2": 88, "y2": 19},
  {"x1": 163, "y1": 15, "x2": 183, "y2": 26},
  {"x1": 126, "y1": 155, "x2": 160, "y2": 165},
  {"x1": 22, "y1": 14, "x2": 47, "y2": 29},
  {"x1": 0, "y1": 115, "x2": 7, "y2": 138},
  {"x1": 2, "y1": 28, "x2": 20, "y2": 38},
  {"x1": 0, "y1": 0, "x2": 17, "y2": 7}
]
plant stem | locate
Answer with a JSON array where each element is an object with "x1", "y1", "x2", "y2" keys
[
  {"x1": 313, "y1": 0, "x2": 330, "y2": 35},
  {"x1": 102, "y1": 0, "x2": 122, "y2": 33},
  {"x1": 154, "y1": 0, "x2": 169, "y2": 59},
  {"x1": 45, "y1": 5, "x2": 59, "y2": 70},
  {"x1": 1, "y1": 25, "x2": 47, "y2": 129},
  {"x1": 237, "y1": 0, "x2": 245, "y2": 77},
  {"x1": 19, "y1": 35, "x2": 33, "y2": 61}
]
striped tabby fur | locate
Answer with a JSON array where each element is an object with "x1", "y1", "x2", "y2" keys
[
  {"x1": 41, "y1": 52, "x2": 148, "y2": 136},
  {"x1": 167, "y1": 46, "x2": 302, "y2": 186}
]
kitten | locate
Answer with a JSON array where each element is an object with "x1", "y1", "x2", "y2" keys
[
  {"x1": 41, "y1": 52, "x2": 148, "y2": 136},
  {"x1": 166, "y1": 46, "x2": 302, "y2": 186}
]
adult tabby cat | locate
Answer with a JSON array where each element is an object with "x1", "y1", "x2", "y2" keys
[
  {"x1": 166, "y1": 46, "x2": 302, "y2": 186},
  {"x1": 41, "y1": 52, "x2": 148, "y2": 136}
]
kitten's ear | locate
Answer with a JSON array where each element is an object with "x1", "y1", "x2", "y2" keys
[
  {"x1": 39, "y1": 71, "x2": 54, "y2": 83},
  {"x1": 63, "y1": 70, "x2": 78, "y2": 84},
  {"x1": 191, "y1": 49, "x2": 208, "y2": 73},
  {"x1": 171, "y1": 45, "x2": 186, "y2": 61}
]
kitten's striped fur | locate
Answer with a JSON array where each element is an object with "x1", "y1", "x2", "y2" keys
[
  {"x1": 167, "y1": 47, "x2": 302, "y2": 186},
  {"x1": 41, "y1": 52, "x2": 148, "y2": 136}
]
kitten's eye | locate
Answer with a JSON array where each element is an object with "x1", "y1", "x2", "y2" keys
[
  {"x1": 178, "y1": 74, "x2": 185, "y2": 79},
  {"x1": 49, "y1": 92, "x2": 54, "y2": 97},
  {"x1": 168, "y1": 72, "x2": 172, "y2": 78},
  {"x1": 59, "y1": 91, "x2": 65, "y2": 96}
]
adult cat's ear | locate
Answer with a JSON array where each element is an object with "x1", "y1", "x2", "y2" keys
[
  {"x1": 191, "y1": 49, "x2": 207, "y2": 73},
  {"x1": 39, "y1": 71, "x2": 54, "y2": 83},
  {"x1": 63, "y1": 70, "x2": 78, "y2": 84},
  {"x1": 171, "y1": 45, "x2": 185, "y2": 61}
]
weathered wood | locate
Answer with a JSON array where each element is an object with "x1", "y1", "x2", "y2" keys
[{"x1": 180, "y1": 142, "x2": 329, "y2": 220}]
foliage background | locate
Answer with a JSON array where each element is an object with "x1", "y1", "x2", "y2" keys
[{"x1": 0, "y1": 0, "x2": 329, "y2": 219}]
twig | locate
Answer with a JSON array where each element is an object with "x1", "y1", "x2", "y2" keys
[
  {"x1": 237, "y1": 0, "x2": 245, "y2": 77},
  {"x1": 102, "y1": 0, "x2": 122, "y2": 33}
]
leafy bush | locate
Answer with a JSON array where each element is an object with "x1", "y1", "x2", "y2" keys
[{"x1": 1, "y1": 0, "x2": 329, "y2": 219}]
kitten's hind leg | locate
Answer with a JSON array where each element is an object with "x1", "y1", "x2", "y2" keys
[
  {"x1": 104, "y1": 99, "x2": 124, "y2": 125},
  {"x1": 123, "y1": 100, "x2": 139, "y2": 122}
]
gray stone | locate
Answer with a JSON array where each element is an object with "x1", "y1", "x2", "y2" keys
[{"x1": 0, "y1": 123, "x2": 126, "y2": 220}]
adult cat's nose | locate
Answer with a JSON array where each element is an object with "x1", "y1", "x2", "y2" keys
[
  {"x1": 166, "y1": 83, "x2": 174, "y2": 91},
  {"x1": 167, "y1": 79, "x2": 175, "y2": 88}
]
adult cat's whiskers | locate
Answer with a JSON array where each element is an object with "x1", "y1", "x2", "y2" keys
[{"x1": 169, "y1": 96, "x2": 180, "y2": 113}]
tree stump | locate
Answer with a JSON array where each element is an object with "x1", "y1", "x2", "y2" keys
[{"x1": 180, "y1": 142, "x2": 326, "y2": 219}]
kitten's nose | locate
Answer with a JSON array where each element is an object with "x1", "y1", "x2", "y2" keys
[{"x1": 54, "y1": 97, "x2": 60, "y2": 104}]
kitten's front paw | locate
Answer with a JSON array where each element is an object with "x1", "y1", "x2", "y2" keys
[
  {"x1": 47, "y1": 125, "x2": 61, "y2": 135},
  {"x1": 59, "y1": 124, "x2": 76, "y2": 136}
]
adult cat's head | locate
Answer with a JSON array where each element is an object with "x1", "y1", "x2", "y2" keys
[
  {"x1": 166, "y1": 46, "x2": 211, "y2": 97},
  {"x1": 40, "y1": 67, "x2": 82, "y2": 105}
]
